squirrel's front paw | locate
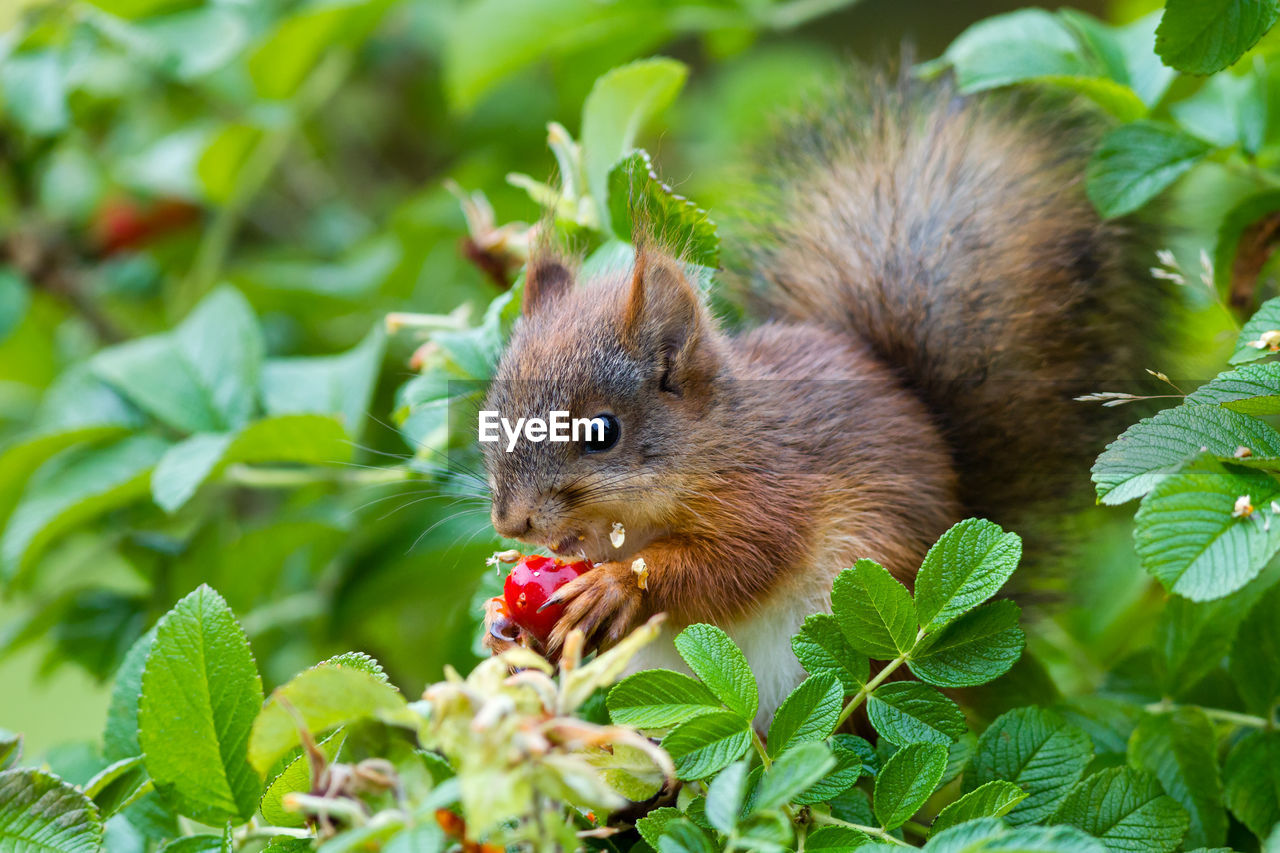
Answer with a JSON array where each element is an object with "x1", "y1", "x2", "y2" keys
[
  {"x1": 482, "y1": 595, "x2": 521, "y2": 656},
  {"x1": 545, "y1": 562, "x2": 646, "y2": 656}
]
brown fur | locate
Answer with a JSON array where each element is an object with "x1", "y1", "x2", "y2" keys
[{"x1": 481, "y1": 73, "x2": 1158, "y2": 671}]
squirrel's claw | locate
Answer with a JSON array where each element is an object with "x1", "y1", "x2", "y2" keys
[
  {"x1": 482, "y1": 595, "x2": 521, "y2": 656},
  {"x1": 545, "y1": 563, "x2": 645, "y2": 658}
]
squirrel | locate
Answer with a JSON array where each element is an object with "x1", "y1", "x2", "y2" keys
[{"x1": 479, "y1": 71, "x2": 1162, "y2": 726}]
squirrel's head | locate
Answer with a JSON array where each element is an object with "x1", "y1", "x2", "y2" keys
[{"x1": 481, "y1": 243, "x2": 723, "y2": 562}]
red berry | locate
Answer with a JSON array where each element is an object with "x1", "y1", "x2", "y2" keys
[{"x1": 502, "y1": 554, "x2": 591, "y2": 643}]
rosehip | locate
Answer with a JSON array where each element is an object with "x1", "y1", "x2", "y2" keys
[{"x1": 502, "y1": 554, "x2": 592, "y2": 643}]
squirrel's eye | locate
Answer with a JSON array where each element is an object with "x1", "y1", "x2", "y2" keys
[{"x1": 583, "y1": 413, "x2": 621, "y2": 453}]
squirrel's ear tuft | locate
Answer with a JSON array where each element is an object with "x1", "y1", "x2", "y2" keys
[
  {"x1": 623, "y1": 246, "x2": 717, "y2": 395},
  {"x1": 523, "y1": 257, "x2": 573, "y2": 317}
]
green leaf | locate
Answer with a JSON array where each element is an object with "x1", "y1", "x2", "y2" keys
[
  {"x1": 581, "y1": 58, "x2": 689, "y2": 230},
  {"x1": 967, "y1": 707, "x2": 1093, "y2": 825},
  {"x1": 139, "y1": 585, "x2": 263, "y2": 824},
  {"x1": 1156, "y1": 580, "x2": 1269, "y2": 697},
  {"x1": 132, "y1": 7, "x2": 249, "y2": 81},
  {"x1": 0, "y1": 51, "x2": 69, "y2": 138},
  {"x1": 1052, "y1": 767, "x2": 1189, "y2": 853},
  {"x1": 160, "y1": 834, "x2": 229, "y2": 853},
  {"x1": 0, "y1": 769, "x2": 102, "y2": 852},
  {"x1": 830, "y1": 559, "x2": 917, "y2": 660},
  {"x1": 872, "y1": 742, "x2": 948, "y2": 831},
  {"x1": 2, "y1": 434, "x2": 169, "y2": 583},
  {"x1": 1129, "y1": 708, "x2": 1226, "y2": 849},
  {"x1": 804, "y1": 825, "x2": 872, "y2": 850},
  {"x1": 1093, "y1": 403, "x2": 1280, "y2": 504},
  {"x1": 1156, "y1": 0, "x2": 1279, "y2": 74},
  {"x1": 1135, "y1": 456, "x2": 1280, "y2": 600},
  {"x1": 866, "y1": 681, "x2": 967, "y2": 747},
  {"x1": 84, "y1": 756, "x2": 152, "y2": 819},
  {"x1": 1187, "y1": 361, "x2": 1280, "y2": 415},
  {"x1": 661, "y1": 710, "x2": 753, "y2": 781},
  {"x1": 249, "y1": 664, "x2": 410, "y2": 776},
  {"x1": 261, "y1": 325, "x2": 386, "y2": 438},
  {"x1": 91, "y1": 286, "x2": 264, "y2": 434},
  {"x1": 674, "y1": 624, "x2": 758, "y2": 723},
  {"x1": 1223, "y1": 729, "x2": 1280, "y2": 839},
  {"x1": 793, "y1": 744, "x2": 863, "y2": 805},
  {"x1": 704, "y1": 759, "x2": 749, "y2": 834},
  {"x1": 607, "y1": 150, "x2": 719, "y2": 268},
  {"x1": 908, "y1": 600, "x2": 1025, "y2": 688},
  {"x1": 248, "y1": 0, "x2": 390, "y2": 100},
  {"x1": 606, "y1": 669, "x2": 724, "y2": 729},
  {"x1": 260, "y1": 731, "x2": 345, "y2": 827},
  {"x1": 941, "y1": 10, "x2": 1092, "y2": 90},
  {"x1": 915, "y1": 519, "x2": 1022, "y2": 631},
  {"x1": 791, "y1": 613, "x2": 869, "y2": 695},
  {"x1": 1085, "y1": 122, "x2": 1212, "y2": 218},
  {"x1": 0, "y1": 734, "x2": 18, "y2": 771},
  {"x1": 1230, "y1": 583, "x2": 1280, "y2": 714},
  {"x1": 104, "y1": 627, "x2": 156, "y2": 762},
  {"x1": 927, "y1": 821, "x2": 1108, "y2": 851},
  {"x1": 657, "y1": 817, "x2": 717, "y2": 853},
  {"x1": 150, "y1": 414, "x2": 352, "y2": 512},
  {"x1": 1172, "y1": 68, "x2": 1268, "y2": 151},
  {"x1": 1232, "y1": 295, "x2": 1280, "y2": 364},
  {"x1": 755, "y1": 741, "x2": 836, "y2": 813},
  {"x1": 636, "y1": 806, "x2": 685, "y2": 849},
  {"x1": 766, "y1": 674, "x2": 843, "y2": 757},
  {"x1": 932, "y1": 780, "x2": 1028, "y2": 835}
]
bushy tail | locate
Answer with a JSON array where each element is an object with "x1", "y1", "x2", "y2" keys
[{"x1": 729, "y1": 70, "x2": 1164, "y2": 523}]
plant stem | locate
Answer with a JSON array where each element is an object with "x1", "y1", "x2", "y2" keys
[
  {"x1": 222, "y1": 463, "x2": 411, "y2": 488},
  {"x1": 1144, "y1": 701, "x2": 1272, "y2": 729},
  {"x1": 750, "y1": 728, "x2": 773, "y2": 769},
  {"x1": 809, "y1": 812, "x2": 912, "y2": 847},
  {"x1": 835, "y1": 629, "x2": 926, "y2": 728}
]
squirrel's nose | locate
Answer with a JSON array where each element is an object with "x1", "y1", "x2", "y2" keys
[{"x1": 492, "y1": 510, "x2": 531, "y2": 539}]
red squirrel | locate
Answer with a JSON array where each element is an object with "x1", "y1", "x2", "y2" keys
[{"x1": 479, "y1": 73, "x2": 1160, "y2": 724}]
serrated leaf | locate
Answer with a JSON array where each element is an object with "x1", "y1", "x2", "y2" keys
[
  {"x1": 1129, "y1": 708, "x2": 1226, "y2": 849},
  {"x1": 873, "y1": 742, "x2": 948, "y2": 830},
  {"x1": 84, "y1": 756, "x2": 152, "y2": 819},
  {"x1": 636, "y1": 806, "x2": 685, "y2": 849},
  {"x1": 831, "y1": 559, "x2": 917, "y2": 660},
  {"x1": 91, "y1": 286, "x2": 263, "y2": 434},
  {"x1": 755, "y1": 741, "x2": 836, "y2": 813},
  {"x1": 657, "y1": 817, "x2": 717, "y2": 853},
  {"x1": 1156, "y1": 576, "x2": 1273, "y2": 696},
  {"x1": 2, "y1": 434, "x2": 170, "y2": 582},
  {"x1": 927, "y1": 820, "x2": 1109, "y2": 851},
  {"x1": 705, "y1": 760, "x2": 749, "y2": 834},
  {"x1": 0, "y1": 769, "x2": 102, "y2": 852},
  {"x1": 607, "y1": 150, "x2": 718, "y2": 267},
  {"x1": 1230, "y1": 583, "x2": 1280, "y2": 714},
  {"x1": 941, "y1": 9, "x2": 1092, "y2": 91},
  {"x1": 1187, "y1": 362, "x2": 1280, "y2": 416},
  {"x1": 915, "y1": 519, "x2": 1022, "y2": 631},
  {"x1": 766, "y1": 674, "x2": 843, "y2": 757},
  {"x1": 259, "y1": 730, "x2": 345, "y2": 827},
  {"x1": 1085, "y1": 122, "x2": 1212, "y2": 218},
  {"x1": 867, "y1": 681, "x2": 967, "y2": 747},
  {"x1": 793, "y1": 744, "x2": 863, "y2": 805},
  {"x1": 932, "y1": 780, "x2": 1027, "y2": 835},
  {"x1": 249, "y1": 665, "x2": 410, "y2": 775},
  {"x1": 804, "y1": 825, "x2": 873, "y2": 850},
  {"x1": 1223, "y1": 729, "x2": 1280, "y2": 839},
  {"x1": 1093, "y1": 403, "x2": 1280, "y2": 504},
  {"x1": 908, "y1": 600, "x2": 1025, "y2": 688},
  {"x1": 0, "y1": 733, "x2": 18, "y2": 771},
  {"x1": 1233, "y1": 295, "x2": 1280, "y2": 364},
  {"x1": 1156, "y1": 0, "x2": 1279, "y2": 75},
  {"x1": 606, "y1": 668, "x2": 723, "y2": 729},
  {"x1": 967, "y1": 707, "x2": 1093, "y2": 825},
  {"x1": 139, "y1": 585, "x2": 263, "y2": 824},
  {"x1": 1134, "y1": 456, "x2": 1280, "y2": 600},
  {"x1": 104, "y1": 627, "x2": 156, "y2": 762},
  {"x1": 791, "y1": 613, "x2": 869, "y2": 695},
  {"x1": 674, "y1": 624, "x2": 758, "y2": 723},
  {"x1": 1052, "y1": 767, "x2": 1189, "y2": 852},
  {"x1": 581, "y1": 58, "x2": 688, "y2": 230},
  {"x1": 661, "y1": 710, "x2": 752, "y2": 781}
]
